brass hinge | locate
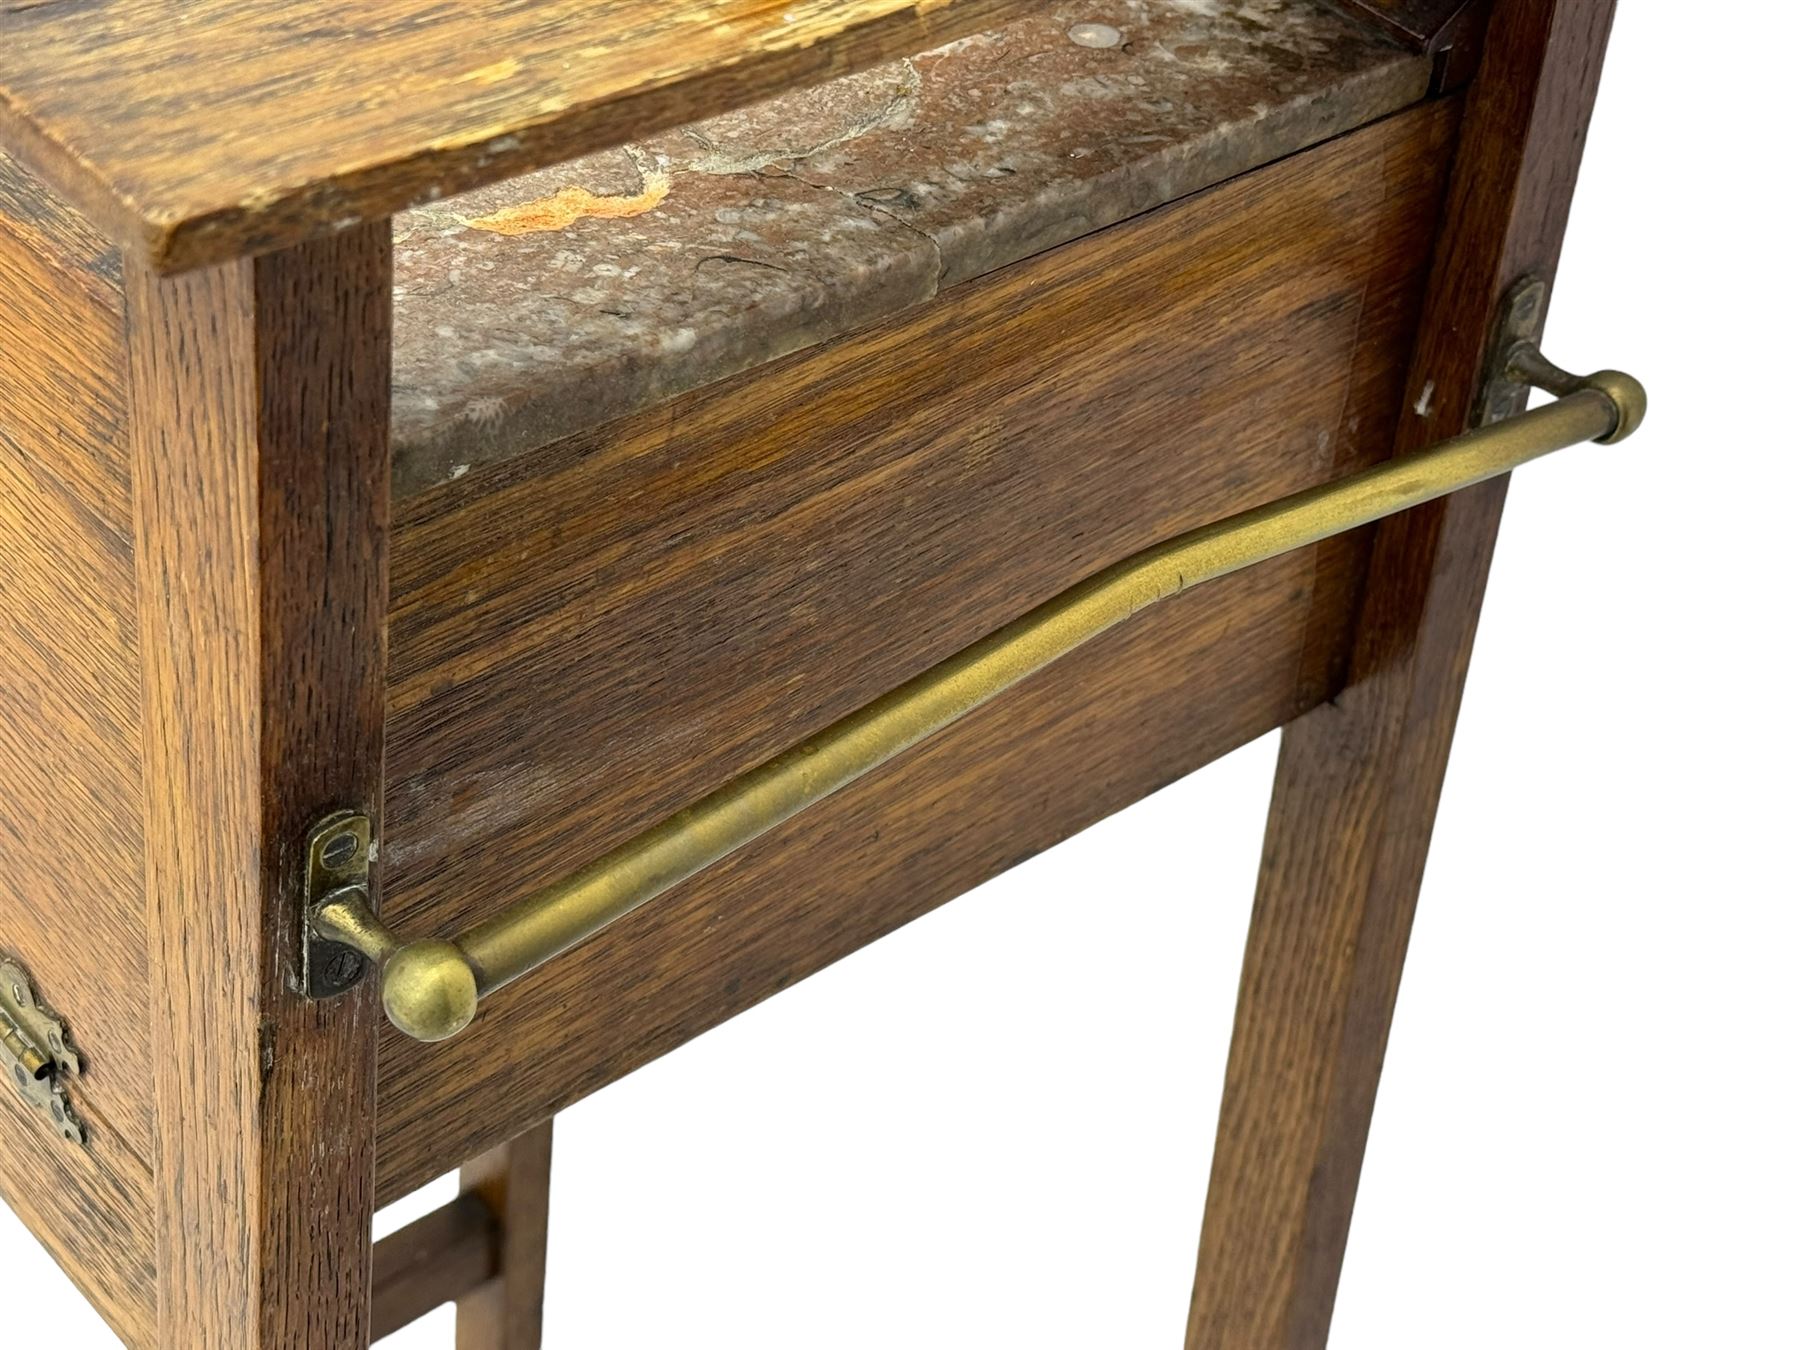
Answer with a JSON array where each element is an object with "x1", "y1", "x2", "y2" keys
[{"x1": 1, "y1": 953, "x2": 86, "y2": 1146}]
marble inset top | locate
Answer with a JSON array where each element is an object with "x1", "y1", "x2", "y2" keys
[{"x1": 391, "y1": 0, "x2": 1429, "y2": 494}]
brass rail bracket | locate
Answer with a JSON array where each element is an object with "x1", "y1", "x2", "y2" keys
[
  {"x1": 1480, "y1": 276, "x2": 1554, "y2": 426},
  {"x1": 1479, "y1": 276, "x2": 1645, "y2": 443},
  {"x1": 299, "y1": 810, "x2": 378, "y2": 999},
  {"x1": 1, "y1": 953, "x2": 86, "y2": 1145}
]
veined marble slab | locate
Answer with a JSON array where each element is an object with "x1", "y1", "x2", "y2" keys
[{"x1": 392, "y1": 0, "x2": 1428, "y2": 494}]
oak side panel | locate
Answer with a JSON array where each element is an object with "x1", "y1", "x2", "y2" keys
[
  {"x1": 0, "y1": 1092, "x2": 153, "y2": 1347},
  {"x1": 0, "y1": 152, "x2": 151, "y2": 1153},
  {"x1": 374, "y1": 102, "x2": 1460, "y2": 1198},
  {"x1": 128, "y1": 226, "x2": 391, "y2": 1347},
  {"x1": 1186, "y1": 2, "x2": 1619, "y2": 1346},
  {"x1": 0, "y1": 150, "x2": 156, "y2": 1345},
  {"x1": 0, "y1": 0, "x2": 1032, "y2": 273}
]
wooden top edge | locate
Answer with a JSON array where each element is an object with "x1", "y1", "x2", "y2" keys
[{"x1": 0, "y1": 0, "x2": 1031, "y2": 273}]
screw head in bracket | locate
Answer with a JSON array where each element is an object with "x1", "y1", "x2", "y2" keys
[
  {"x1": 321, "y1": 828, "x2": 362, "y2": 871},
  {"x1": 300, "y1": 811, "x2": 377, "y2": 999}
]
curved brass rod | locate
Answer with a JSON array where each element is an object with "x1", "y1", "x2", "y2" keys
[{"x1": 314, "y1": 353, "x2": 1646, "y2": 1041}]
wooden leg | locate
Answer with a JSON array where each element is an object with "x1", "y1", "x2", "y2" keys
[
  {"x1": 456, "y1": 1120, "x2": 556, "y2": 1349},
  {"x1": 128, "y1": 224, "x2": 393, "y2": 1347},
  {"x1": 366, "y1": 1119, "x2": 554, "y2": 1345},
  {"x1": 1185, "y1": 482, "x2": 1505, "y2": 1350},
  {"x1": 372, "y1": 1192, "x2": 502, "y2": 1342},
  {"x1": 1184, "y1": 3, "x2": 1619, "y2": 1346}
]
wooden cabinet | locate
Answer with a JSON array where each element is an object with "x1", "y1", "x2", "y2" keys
[{"x1": 0, "y1": 1, "x2": 1625, "y2": 1345}]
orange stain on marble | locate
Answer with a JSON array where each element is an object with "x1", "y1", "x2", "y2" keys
[{"x1": 464, "y1": 174, "x2": 671, "y2": 236}]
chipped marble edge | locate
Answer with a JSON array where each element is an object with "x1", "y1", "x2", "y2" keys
[{"x1": 392, "y1": 49, "x2": 1431, "y2": 496}]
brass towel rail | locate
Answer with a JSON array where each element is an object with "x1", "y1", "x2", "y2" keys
[{"x1": 309, "y1": 341, "x2": 1646, "y2": 1042}]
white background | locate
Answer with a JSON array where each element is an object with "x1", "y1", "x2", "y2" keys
[{"x1": 6, "y1": 6, "x2": 1797, "y2": 1346}]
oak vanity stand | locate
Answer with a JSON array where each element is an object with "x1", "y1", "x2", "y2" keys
[{"x1": 0, "y1": 1, "x2": 1637, "y2": 1346}]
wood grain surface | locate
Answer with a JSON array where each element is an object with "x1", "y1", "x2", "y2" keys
[
  {"x1": 0, "y1": 1089, "x2": 153, "y2": 1345},
  {"x1": 373, "y1": 101, "x2": 1459, "y2": 1200},
  {"x1": 0, "y1": 149, "x2": 155, "y2": 1346},
  {"x1": 0, "y1": 0, "x2": 1033, "y2": 273},
  {"x1": 128, "y1": 225, "x2": 391, "y2": 1347},
  {"x1": 1185, "y1": 3, "x2": 1618, "y2": 1346}
]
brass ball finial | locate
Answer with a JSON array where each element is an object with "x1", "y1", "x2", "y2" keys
[
  {"x1": 382, "y1": 940, "x2": 479, "y2": 1042},
  {"x1": 1585, "y1": 369, "x2": 1649, "y2": 444}
]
